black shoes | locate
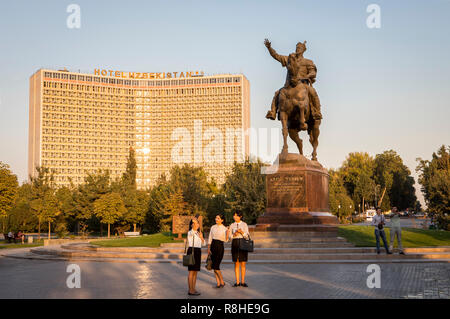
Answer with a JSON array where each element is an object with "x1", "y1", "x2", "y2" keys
[
  {"x1": 188, "y1": 291, "x2": 201, "y2": 296},
  {"x1": 233, "y1": 283, "x2": 248, "y2": 287},
  {"x1": 387, "y1": 251, "x2": 393, "y2": 255},
  {"x1": 233, "y1": 283, "x2": 240, "y2": 287},
  {"x1": 241, "y1": 283, "x2": 248, "y2": 287},
  {"x1": 399, "y1": 251, "x2": 405, "y2": 255}
]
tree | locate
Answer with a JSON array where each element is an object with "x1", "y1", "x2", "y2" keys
[
  {"x1": 417, "y1": 145, "x2": 450, "y2": 230},
  {"x1": 329, "y1": 170, "x2": 353, "y2": 222},
  {"x1": 169, "y1": 164, "x2": 217, "y2": 218},
  {"x1": 374, "y1": 150, "x2": 417, "y2": 210},
  {"x1": 0, "y1": 162, "x2": 18, "y2": 232},
  {"x1": 6, "y1": 183, "x2": 36, "y2": 233},
  {"x1": 339, "y1": 152, "x2": 376, "y2": 210},
  {"x1": 144, "y1": 181, "x2": 172, "y2": 233},
  {"x1": 122, "y1": 189, "x2": 149, "y2": 232},
  {"x1": 42, "y1": 191, "x2": 61, "y2": 240},
  {"x1": 73, "y1": 169, "x2": 112, "y2": 233},
  {"x1": 223, "y1": 159, "x2": 266, "y2": 225},
  {"x1": 93, "y1": 192, "x2": 126, "y2": 238},
  {"x1": 160, "y1": 188, "x2": 188, "y2": 231},
  {"x1": 121, "y1": 147, "x2": 137, "y2": 189},
  {"x1": 30, "y1": 166, "x2": 56, "y2": 240}
]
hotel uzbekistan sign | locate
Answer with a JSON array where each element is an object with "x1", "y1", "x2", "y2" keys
[{"x1": 94, "y1": 69, "x2": 204, "y2": 79}]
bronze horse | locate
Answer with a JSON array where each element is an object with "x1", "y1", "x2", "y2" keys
[{"x1": 276, "y1": 81, "x2": 321, "y2": 161}]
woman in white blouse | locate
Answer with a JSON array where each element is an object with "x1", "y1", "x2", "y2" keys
[
  {"x1": 186, "y1": 218, "x2": 205, "y2": 296},
  {"x1": 207, "y1": 214, "x2": 229, "y2": 288},
  {"x1": 229, "y1": 211, "x2": 250, "y2": 287}
]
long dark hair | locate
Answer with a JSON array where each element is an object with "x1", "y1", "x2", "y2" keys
[{"x1": 216, "y1": 213, "x2": 225, "y2": 224}]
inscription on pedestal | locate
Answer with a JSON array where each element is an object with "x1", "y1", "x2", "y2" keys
[{"x1": 267, "y1": 173, "x2": 306, "y2": 208}]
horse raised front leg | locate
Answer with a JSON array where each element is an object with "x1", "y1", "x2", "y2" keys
[{"x1": 279, "y1": 111, "x2": 289, "y2": 154}]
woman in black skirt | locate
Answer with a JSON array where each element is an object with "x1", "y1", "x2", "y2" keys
[
  {"x1": 207, "y1": 214, "x2": 229, "y2": 288},
  {"x1": 186, "y1": 218, "x2": 205, "y2": 296},
  {"x1": 230, "y1": 211, "x2": 250, "y2": 287}
]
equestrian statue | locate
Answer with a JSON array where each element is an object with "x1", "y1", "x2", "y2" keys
[{"x1": 264, "y1": 39, "x2": 323, "y2": 161}]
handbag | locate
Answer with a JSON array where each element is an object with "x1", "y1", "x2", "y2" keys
[
  {"x1": 182, "y1": 233, "x2": 195, "y2": 267},
  {"x1": 238, "y1": 225, "x2": 254, "y2": 252},
  {"x1": 205, "y1": 253, "x2": 213, "y2": 271}
]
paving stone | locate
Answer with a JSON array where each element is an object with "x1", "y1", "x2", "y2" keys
[{"x1": 0, "y1": 257, "x2": 449, "y2": 299}]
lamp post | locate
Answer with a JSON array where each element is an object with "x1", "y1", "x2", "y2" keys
[{"x1": 338, "y1": 204, "x2": 341, "y2": 222}]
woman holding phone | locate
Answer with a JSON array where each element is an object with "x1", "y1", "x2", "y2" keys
[
  {"x1": 229, "y1": 211, "x2": 250, "y2": 287},
  {"x1": 207, "y1": 214, "x2": 229, "y2": 288},
  {"x1": 186, "y1": 218, "x2": 205, "y2": 296}
]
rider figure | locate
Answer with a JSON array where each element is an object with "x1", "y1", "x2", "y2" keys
[{"x1": 264, "y1": 39, "x2": 322, "y2": 128}]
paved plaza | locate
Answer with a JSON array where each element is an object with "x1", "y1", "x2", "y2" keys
[{"x1": 1, "y1": 255, "x2": 448, "y2": 299}]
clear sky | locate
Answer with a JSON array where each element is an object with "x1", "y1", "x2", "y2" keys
[{"x1": 1, "y1": 0, "x2": 449, "y2": 205}]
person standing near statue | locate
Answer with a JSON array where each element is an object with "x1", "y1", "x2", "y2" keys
[
  {"x1": 186, "y1": 218, "x2": 205, "y2": 296},
  {"x1": 372, "y1": 208, "x2": 392, "y2": 255},
  {"x1": 229, "y1": 211, "x2": 250, "y2": 287},
  {"x1": 389, "y1": 207, "x2": 405, "y2": 255},
  {"x1": 207, "y1": 214, "x2": 229, "y2": 288}
]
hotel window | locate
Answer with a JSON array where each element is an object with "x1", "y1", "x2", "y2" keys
[{"x1": 70, "y1": 75, "x2": 76, "y2": 80}]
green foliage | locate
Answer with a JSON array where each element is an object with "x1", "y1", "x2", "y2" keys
[
  {"x1": 121, "y1": 147, "x2": 137, "y2": 188},
  {"x1": 122, "y1": 189, "x2": 149, "y2": 227},
  {"x1": 340, "y1": 152, "x2": 375, "y2": 201},
  {"x1": 169, "y1": 164, "x2": 217, "y2": 217},
  {"x1": 74, "y1": 169, "x2": 112, "y2": 221},
  {"x1": 0, "y1": 162, "x2": 19, "y2": 232},
  {"x1": 374, "y1": 150, "x2": 417, "y2": 210},
  {"x1": 160, "y1": 188, "x2": 188, "y2": 231},
  {"x1": 417, "y1": 145, "x2": 450, "y2": 230},
  {"x1": 29, "y1": 166, "x2": 58, "y2": 236},
  {"x1": 329, "y1": 170, "x2": 354, "y2": 222},
  {"x1": 6, "y1": 183, "x2": 36, "y2": 232},
  {"x1": 93, "y1": 192, "x2": 126, "y2": 225},
  {"x1": 337, "y1": 151, "x2": 417, "y2": 212},
  {"x1": 222, "y1": 159, "x2": 266, "y2": 225}
]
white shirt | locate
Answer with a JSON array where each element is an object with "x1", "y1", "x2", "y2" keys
[
  {"x1": 372, "y1": 214, "x2": 386, "y2": 227},
  {"x1": 208, "y1": 224, "x2": 228, "y2": 245},
  {"x1": 187, "y1": 230, "x2": 205, "y2": 248},
  {"x1": 230, "y1": 221, "x2": 249, "y2": 239}
]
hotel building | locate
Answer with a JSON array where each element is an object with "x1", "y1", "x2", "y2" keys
[{"x1": 28, "y1": 69, "x2": 250, "y2": 189}]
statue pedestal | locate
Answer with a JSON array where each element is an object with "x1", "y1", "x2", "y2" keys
[{"x1": 257, "y1": 153, "x2": 338, "y2": 230}]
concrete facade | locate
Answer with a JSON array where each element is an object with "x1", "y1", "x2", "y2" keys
[{"x1": 28, "y1": 69, "x2": 250, "y2": 188}]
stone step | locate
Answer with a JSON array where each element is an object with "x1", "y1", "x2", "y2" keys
[
  {"x1": 31, "y1": 247, "x2": 450, "y2": 261},
  {"x1": 60, "y1": 244, "x2": 450, "y2": 254},
  {"x1": 249, "y1": 232, "x2": 338, "y2": 238},
  {"x1": 8, "y1": 252, "x2": 450, "y2": 264},
  {"x1": 244, "y1": 237, "x2": 348, "y2": 243}
]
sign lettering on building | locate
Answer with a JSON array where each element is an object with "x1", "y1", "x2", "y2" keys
[{"x1": 94, "y1": 69, "x2": 204, "y2": 79}]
